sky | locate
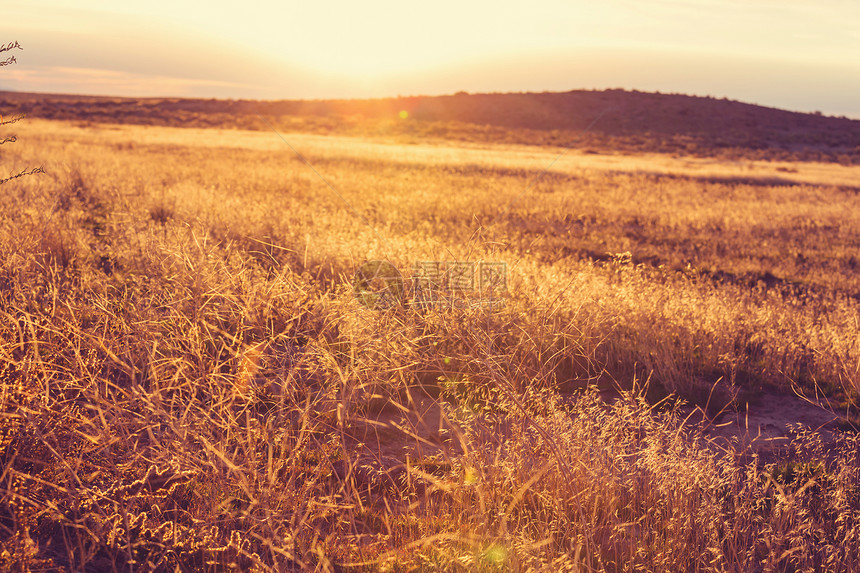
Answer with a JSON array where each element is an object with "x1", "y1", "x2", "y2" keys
[{"x1": 3, "y1": 0, "x2": 860, "y2": 117}]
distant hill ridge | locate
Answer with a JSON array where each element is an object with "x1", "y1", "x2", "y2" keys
[
  {"x1": 251, "y1": 89, "x2": 860, "y2": 139},
  {"x1": 2, "y1": 89, "x2": 859, "y2": 161}
]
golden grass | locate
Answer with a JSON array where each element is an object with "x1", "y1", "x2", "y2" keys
[{"x1": 1, "y1": 118, "x2": 860, "y2": 571}]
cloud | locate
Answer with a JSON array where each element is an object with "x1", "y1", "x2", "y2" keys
[{"x1": 1, "y1": 22, "x2": 347, "y2": 99}]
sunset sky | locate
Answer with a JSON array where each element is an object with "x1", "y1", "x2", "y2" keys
[{"x1": 4, "y1": 0, "x2": 860, "y2": 117}]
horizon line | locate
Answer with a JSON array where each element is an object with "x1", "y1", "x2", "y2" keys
[{"x1": 3, "y1": 86, "x2": 860, "y2": 121}]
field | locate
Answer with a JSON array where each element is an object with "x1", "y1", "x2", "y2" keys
[{"x1": 2, "y1": 116, "x2": 860, "y2": 571}]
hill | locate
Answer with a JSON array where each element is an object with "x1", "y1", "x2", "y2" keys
[{"x1": 2, "y1": 88, "x2": 860, "y2": 162}]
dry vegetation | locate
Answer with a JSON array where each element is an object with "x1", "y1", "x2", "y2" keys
[
  {"x1": 1, "y1": 117, "x2": 860, "y2": 571},
  {"x1": 5, "y1": 89, "x2": 860, "y2": 163}
]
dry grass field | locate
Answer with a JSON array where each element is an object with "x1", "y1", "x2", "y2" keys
[{"x1": 2, "y1": 115, "x2": 860, "y2": 571}]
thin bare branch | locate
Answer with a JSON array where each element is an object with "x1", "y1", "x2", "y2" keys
[
  {"x1": 0, "y1": 165, "x2": 45, "y2": 184},
  {"x1": 0, "y1": 40, "x2": 22, "y2": 53}
]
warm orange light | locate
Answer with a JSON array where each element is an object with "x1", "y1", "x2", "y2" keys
[{"x1": 399, "y1": 110, "x2": 409, "y2": 119}]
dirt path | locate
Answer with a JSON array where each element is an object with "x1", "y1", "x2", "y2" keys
[
  {"x1": 341, "y1": 392, "x2": 457, "y2": 468},
  {"x1": 339, "y1": 387, "x2": 848, "y2": 479},
  {"x1": 677, "y1": 391, "x2": 844, "y2": 463}
]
